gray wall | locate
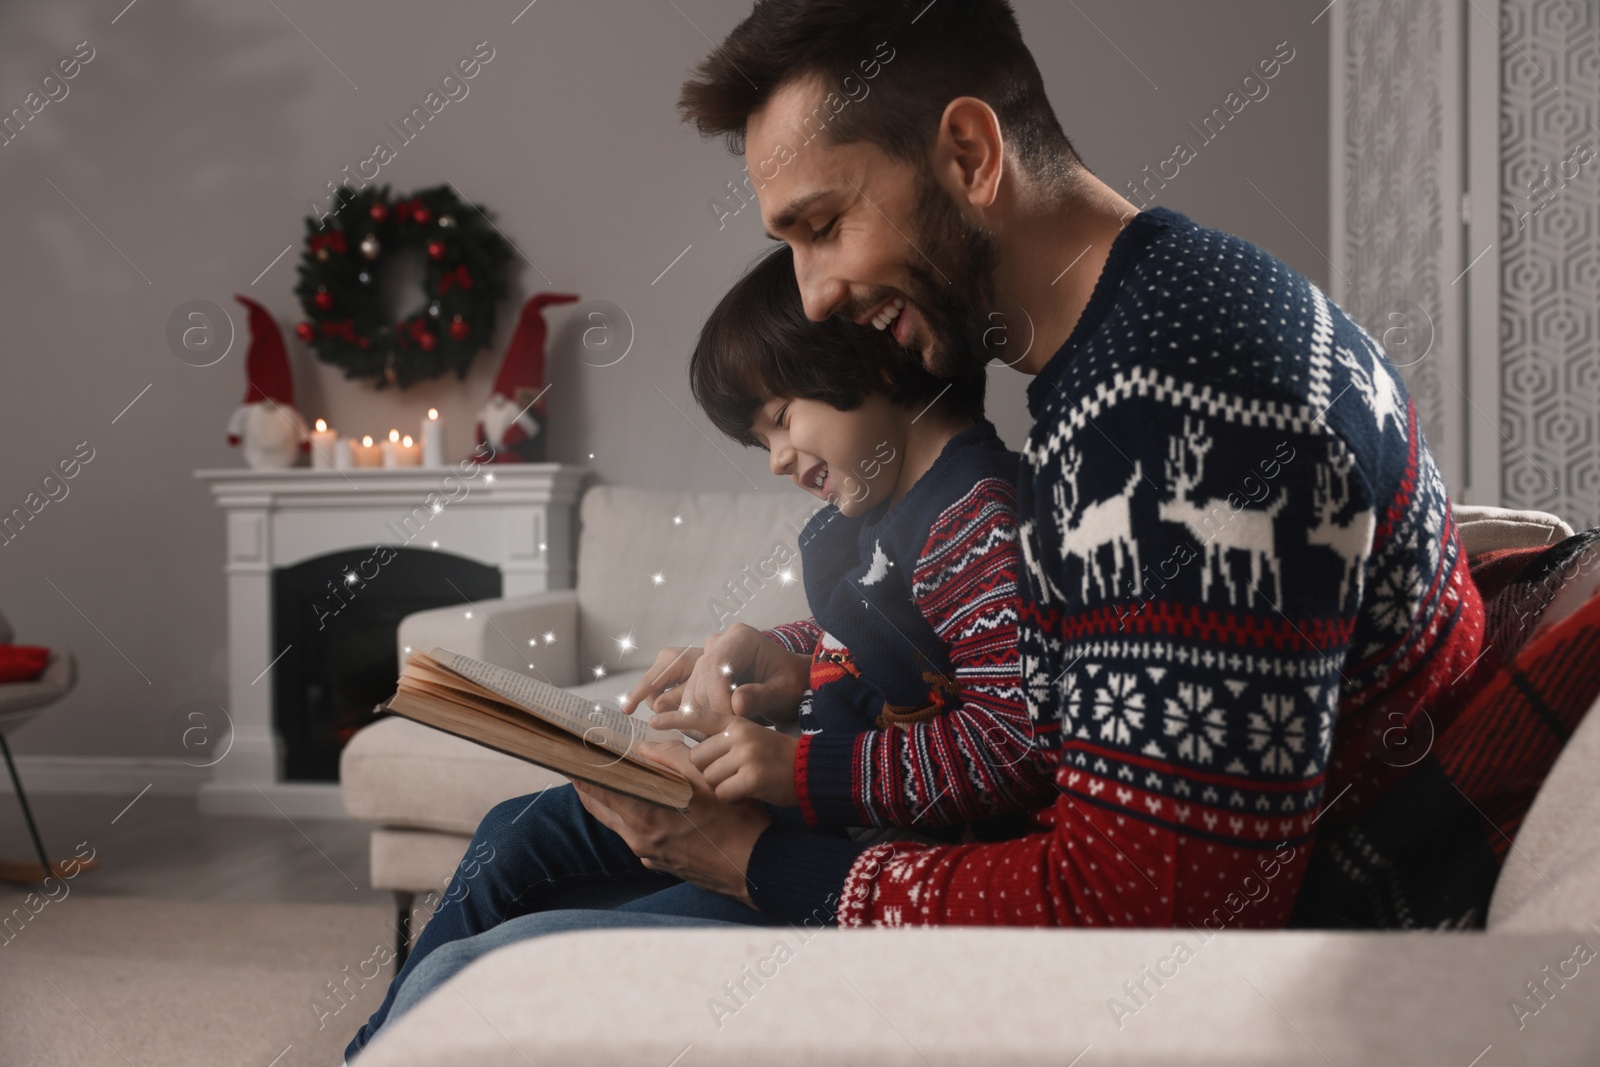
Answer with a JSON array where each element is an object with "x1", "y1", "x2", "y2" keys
[{"x1": 0, "y1": 0, "x2": 1327, "y2": 760}]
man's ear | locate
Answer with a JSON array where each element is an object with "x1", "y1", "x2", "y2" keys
[{"x1": 931, "y1": 96, "x2": 1005, "y2": 210}]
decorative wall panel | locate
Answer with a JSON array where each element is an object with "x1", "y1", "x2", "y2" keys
[
  {"x1": 1332, "y1": 0, "x2": 1464, "y2": 496},
  {"x1": 1498, "y1": 0, "x2": 1600, "y2": 529}
]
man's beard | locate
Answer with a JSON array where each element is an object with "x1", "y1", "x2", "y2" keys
[{"x1": 901, "y1": 165, "x2": 1003, "y2": 379}]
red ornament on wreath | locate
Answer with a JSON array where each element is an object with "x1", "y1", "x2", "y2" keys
[{"x1": 293, "y1": 183, "x2": 513, "y2": 388}]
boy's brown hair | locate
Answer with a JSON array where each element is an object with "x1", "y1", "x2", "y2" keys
[{"x1": 691, "y1": 244, "x2": 986, "y2": 448}]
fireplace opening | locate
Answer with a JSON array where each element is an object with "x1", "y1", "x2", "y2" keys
[{"x1": 272, "y1": 546, "x2": 502, "y2": 782}]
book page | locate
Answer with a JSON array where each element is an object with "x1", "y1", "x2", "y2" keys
[{"x1": 433, "y1": 648, "x2": 648, "y2": 760}]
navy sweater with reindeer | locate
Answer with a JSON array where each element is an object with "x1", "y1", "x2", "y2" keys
[{"x1": 745, "y1": 206, "x2": 1487, "y2": 928}]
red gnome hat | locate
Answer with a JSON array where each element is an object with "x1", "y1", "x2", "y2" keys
[
  {"x1": 228, "y1": 295, "x2": 299, "y2": 447},
  {"x1": 479, "y1": 292, "x2": 579, "y2": 462},
  {"x1": 492, "y1": 292, "x2": 581, "y2": 403}
]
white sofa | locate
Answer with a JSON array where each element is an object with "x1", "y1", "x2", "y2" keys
[{"x1": 344, "y1": 496, "x2": 1600, "y2": 1065}]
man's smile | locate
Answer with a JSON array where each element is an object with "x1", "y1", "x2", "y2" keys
[
  {"x1": 866, "y1": 296, "x2": 905, "y2": 332},
  {"x1": 856, "y1": 294, "x2": 920, "y2": 350}
]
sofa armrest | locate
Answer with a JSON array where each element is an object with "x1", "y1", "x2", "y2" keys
[
  {"x1": 397, "y1": 591, "x2": 579, "y2": 688},
  {"x1": 357, "y1": 927, "x2": 1600, "y2": 1066},
  {"x1": 1453, "y1": 504, "x2": 1576, "y2": 557}
]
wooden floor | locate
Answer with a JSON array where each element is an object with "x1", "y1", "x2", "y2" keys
[{"x1": 0, "y1": 792, "x2": 390, "y2": 906}]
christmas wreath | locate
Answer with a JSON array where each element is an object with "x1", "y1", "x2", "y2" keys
[{"x1": 294, "y1": 184, "x2": 514, "y2": 388}]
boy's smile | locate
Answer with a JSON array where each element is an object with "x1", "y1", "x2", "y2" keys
[{"x1": 750, "y1": 394, "x2": 905, "y2": 518}]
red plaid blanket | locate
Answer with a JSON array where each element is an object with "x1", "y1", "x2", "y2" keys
[{"x1": 1292, "y1": 528, "x2": 1600, "y2": 928}]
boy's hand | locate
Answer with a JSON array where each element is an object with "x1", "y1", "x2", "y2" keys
[{"x1": 649, "y1": 704, "x2": 800, "y2": 807}]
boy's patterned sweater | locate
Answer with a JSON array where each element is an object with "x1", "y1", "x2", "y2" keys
[{"x1": 762, "y1": 420, "x2": 1056, "y2": 830}]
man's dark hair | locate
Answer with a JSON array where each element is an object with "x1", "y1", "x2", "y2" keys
[
  {"x1": 679, "y1": 0, "x2": 1083, "y2": 189},
  {"x1": 691, "y1": 244, "x2": 986, "y2": 448}
]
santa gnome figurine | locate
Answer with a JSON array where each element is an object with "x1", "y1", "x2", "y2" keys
[
  {"x1": 226, "y1": 295, "x2": 309, "y2": 469},
  {"x1": 477, "y1": 292, "x2": 579, "y2": 463}
]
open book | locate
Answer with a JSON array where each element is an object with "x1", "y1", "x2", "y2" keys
[{"x1": 379, "y1": 648, "x2": 692, "y2": 810}]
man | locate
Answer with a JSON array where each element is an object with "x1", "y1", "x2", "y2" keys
[
  {"x1": 582, "y1": 0, "x2": 1483, "y2": 929},
  {"x1": 365, "y1": 1, "x2": 1495, "y2": 1030}
]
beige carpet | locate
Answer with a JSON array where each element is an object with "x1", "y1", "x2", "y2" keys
[{"x1": 0, "y1": 891, "x2": 396, "y2": 1067}]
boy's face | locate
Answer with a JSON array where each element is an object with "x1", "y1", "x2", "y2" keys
[{"x1": 750, "y1": 395, "x2": 904, "y2": 518}]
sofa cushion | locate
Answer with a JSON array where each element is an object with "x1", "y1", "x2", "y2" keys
[
  {"x1": 1454, "y1": 504, "x2": 1574, "y2": 556},
  {"x1": 341, "y1": 717, "x2": 569, "y2": 836},
  {"x1": 574, "y1": 486, "x2": 817, "y2": 672},
  {"x1": 339, "y1": 668, "x2": 650, "y2": 835}
]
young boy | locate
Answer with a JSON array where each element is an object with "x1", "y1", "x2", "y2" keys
[
  {"x1": 642, "y1": 242, "x2": 1055, "y2": 834},
  {"x1": 345, "y1": 245, "x2": 1052, "y2": 1061}
]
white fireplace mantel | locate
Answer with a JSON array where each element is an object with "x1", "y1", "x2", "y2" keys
[{"x1": 194, "y1": 463, "x2": 588, "y2": 818}]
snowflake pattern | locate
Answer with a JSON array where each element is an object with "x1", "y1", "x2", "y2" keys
[
  {"x1": 1162, "y1": 682, "x2": 1227, "y2": 765},
  {"x1": 1247, "y1": 693, "x2": 1307, "y2": 775},
  {"x1": 1058, "y1": 671, "x2": 1085, "y2": 737},
  {"x1": 1369, "y1": 562, "x2": 1424, "y2": 634},
  {"x1": 1091, "y1": 672, "x2": 1146, "y2": 746}
]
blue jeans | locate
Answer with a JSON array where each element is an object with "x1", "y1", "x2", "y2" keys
[{"x1": 344, "y1": 785, "x2": 770, "y2": 1061}]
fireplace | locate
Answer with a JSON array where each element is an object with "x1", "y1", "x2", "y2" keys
[
  {"x1": 272, "y1": 547, "x2": 501, "y2": 781},
  {"x1": 196, "y1": 463, "x2": 585, "y2": 817}
]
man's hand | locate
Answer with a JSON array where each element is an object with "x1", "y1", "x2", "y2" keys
[
  {"x1": 621, "y1": 645, "x2": 703, "y2": 716},
  {"x1": 572, "y1": 741, "x2": 772, "y2": 904},
  {"x1": 649, "y1": 704, "x2": 801, "y2": 807},
  {"x1": 623, "y1": 624, "x2": 811, "y2": 724},
  {"x1": 703, "y1": 623, "x2": 812, "y2": 722}
]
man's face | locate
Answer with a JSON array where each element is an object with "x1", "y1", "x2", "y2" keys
[{"x1": 745, "y1": 79, "x2": 999, "y2": 380}]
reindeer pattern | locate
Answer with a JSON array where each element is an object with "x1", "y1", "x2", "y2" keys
[
  {"x1": 1051, "y1": 449, "x2": 1144, "y2": 602},
  {"x1": 1306, "y1": 445, "x2": 1375, "y2": 610},
  {"x1": 1157, "y1": 416, "x2": 1288, "y2": 609}
]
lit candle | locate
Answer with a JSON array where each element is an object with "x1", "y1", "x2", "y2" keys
[
  {"x1": 310, "y1": 418, "x2": 338, "y2": 469},
  {"x1": 421, "y1": 407, "x2": 446, "y2": 467},
  {"x1": 383, "y1": 428, "x2": 421, "y2": 468},
  {"x1": 352, "y1": 434, "x2": 383, "y2": 468}
]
